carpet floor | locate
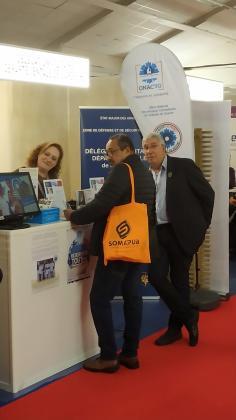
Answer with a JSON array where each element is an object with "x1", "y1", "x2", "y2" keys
[{"x1": 0, "y1": 297, "x2": 236, "y2": 420}]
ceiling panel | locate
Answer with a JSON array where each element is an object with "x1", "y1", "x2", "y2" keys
[
  {"x1": 0, "y1": 0, "x2": 104, "y2": 48},
  {"x1": 130, "y1": 0, "x2": 212, "y2": 21},
  {"x1": 0, "y1": 0, "x2": 235, "y2": 90},
  {"x1": 199, "y1": 8, "x2": 236, "y2": 37},
  {"x1": 34, "y1": 0, "x2": 67, "y2": 6}
]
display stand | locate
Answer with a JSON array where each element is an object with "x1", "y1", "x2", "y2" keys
[
  {"x1": 190, "y1": 253, "x2": 221, "y2": 311},
  {"x1": 0, "y1": 221, "x2": 98, "y2": 393}
]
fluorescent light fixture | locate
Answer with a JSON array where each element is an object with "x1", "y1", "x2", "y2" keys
[
  {"x1": 186, "y1": 75, "x2": 223, "y2": 101},
  {"x1": 0, "y1": 44, "x2": 89, "y2": 88}
]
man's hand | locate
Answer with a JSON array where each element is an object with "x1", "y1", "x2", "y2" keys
[
  {"x1": 229, "y1": 196, "x2": 236, "y2": 207},
  {"x1": 64, "y1": 208, "x2": 74, "y2": 221}
]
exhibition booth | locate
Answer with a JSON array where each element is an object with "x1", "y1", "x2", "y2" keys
[
  {"x1": 0, "y1": 42, "x2": 233, "y2": 395},
  {"x1": 0, "y1": 99, "x2": 231, "y2": 394}
]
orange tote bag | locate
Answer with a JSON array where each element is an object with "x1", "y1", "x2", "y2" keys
[{"x1": 103, "y1": 163, "x2": 151, "y2": 266}]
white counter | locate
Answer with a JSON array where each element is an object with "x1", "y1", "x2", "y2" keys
[{"x1": 0, "y1": 221, "x2": 98, "y2": 393}]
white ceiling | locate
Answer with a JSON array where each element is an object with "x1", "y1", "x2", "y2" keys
[{"x1": 0, "y1": 0, "x2": 236, "y2": 93}]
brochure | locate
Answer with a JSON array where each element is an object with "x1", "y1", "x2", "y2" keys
[
  {"x1": 89, "y1": 177, "x2": 104, "y2": 193},
  {"x1": 43, "y1": 179, "x2": 67, "y2": 210},
  {"x1": 76, "y1": 188, "x2": 94, "y2": 208}
]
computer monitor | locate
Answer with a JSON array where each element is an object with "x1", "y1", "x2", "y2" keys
[{"x1": 0, "y1": 172, "x2": 40, "y2": 229}]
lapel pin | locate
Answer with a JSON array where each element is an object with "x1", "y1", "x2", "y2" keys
[{"x1": 168, "y1": 172, "x2": 172, "y2": 178}]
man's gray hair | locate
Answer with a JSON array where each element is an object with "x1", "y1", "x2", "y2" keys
[{"x1": 143, "y1": 132, "x2": 166, "y2": 147}]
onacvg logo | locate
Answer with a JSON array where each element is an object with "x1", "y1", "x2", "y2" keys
[
  {"x1": 154, "y1": 122, "x2": 182, "y2": 154},
  {"x1": 136, "y1": 61, "x2": 163, "y2": 94},
  {"x1": 116, "y1": 220, "x2": 130, "y2": 239}
]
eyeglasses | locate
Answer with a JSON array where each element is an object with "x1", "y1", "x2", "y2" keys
[
  {"x1": 105, "y1": 148, "x2": 121, "y2": 157},
  {"x1": 143, "y1": 143, "x2": 160, "y2": 151}
]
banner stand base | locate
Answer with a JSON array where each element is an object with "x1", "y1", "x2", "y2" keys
[{"x1": 190, "y1": 288, "x2": 221, "y2": 311}]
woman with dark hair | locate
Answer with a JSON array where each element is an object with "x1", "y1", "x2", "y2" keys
[{"x1": 26, "y1": 142, "x2": 64, "y2": 199}]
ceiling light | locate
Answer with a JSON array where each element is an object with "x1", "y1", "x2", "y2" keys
[
  {"x1": 0, "y1": 44, "x2": 89, "y2": 88},
  {"x1": 186, "y1": 75, "x2": 223, "y2": 101}
]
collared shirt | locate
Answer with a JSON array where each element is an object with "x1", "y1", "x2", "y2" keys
[{"x1": 151, "y1": 155, "x2": 169, "y2": 224}]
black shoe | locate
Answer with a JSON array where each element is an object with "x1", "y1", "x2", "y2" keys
[
  {"x1": 83, "y1": 357, "x2": 119, "y2": 373},
  {"x1": 118, "y1": 354, "x2": 140, "y2": 369},
  {"x1": 185, "y1": 310, "x2": 199, "y2": 347},
  {"x1": 154, "y1": 329, "x2": 182, "y2": 346}
]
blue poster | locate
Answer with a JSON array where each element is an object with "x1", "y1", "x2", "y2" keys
[{"x1": 80, "y1": 107, "x2": 143, "y2": 188}]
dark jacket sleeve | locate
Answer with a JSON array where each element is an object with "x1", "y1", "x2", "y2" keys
[
  {"x1": 229, "y1": 204, "x2": 236, "y2": 217},
  {"x1": 229, "y1": 167, "x2": 236, "y2": 189},
  {"x1": 185, "y1": 159, "x2": 215, "y2": 228},
  {"x1": 70, "y1": 164, "x2": 130, "y2": 225}
]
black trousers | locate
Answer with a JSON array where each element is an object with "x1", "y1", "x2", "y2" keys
[
  {"x1": 90, "y1": 257, "x2": 143, "y2": 360},
  {"x1": 148, "y1": 224, "x2": 194, "y2": 329},
  {"x1": 229, "y1": 214, "x2": 236, "y2": 250}
]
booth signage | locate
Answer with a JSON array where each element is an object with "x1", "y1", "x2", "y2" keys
[
  {"x1": 121, "y1": 43, "x2": 194, "y2": 159},
  {"x1": 79, "y1": 107, "x2": 142, "y2": 189}
]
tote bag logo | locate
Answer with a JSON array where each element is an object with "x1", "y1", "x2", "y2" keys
[
  {"x1": 154, "y1": 122, "x2": 182, "y2": 153},
  {"x1": 116, "y1": 220, "x2": 130, "y2": 239},
  {"x1": 136, "y1": 61, "x2": 163, "y2": 94}
]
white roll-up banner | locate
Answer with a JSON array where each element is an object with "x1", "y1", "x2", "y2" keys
[{"x1": 121, "y1": 43, "x2": 194, "y2": 158}]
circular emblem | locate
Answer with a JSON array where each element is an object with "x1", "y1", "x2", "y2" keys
[{"x1": 154, "y1": 122, "x2": 182, "y2": 154}]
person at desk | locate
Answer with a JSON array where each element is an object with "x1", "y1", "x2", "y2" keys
[
  {"x1": 142, "y1": 133, "x2": 215, "y2": 347},
  {"x1": 26, "y1": 142, "x2": 64, "y2": 199}
]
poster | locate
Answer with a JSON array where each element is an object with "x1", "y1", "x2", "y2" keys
[
  {"x1": 67, "y1": 225, "x2": 92, "y2": 283},
  {"x1": 79, "y1": 107, "x2": 142, "y2": 189},
  {"x1": 31, "y1": 231, "x2": 59, "y2": 288},
  {"x1": 36, "y1": 257, "x2": 56, "y2": 281}
]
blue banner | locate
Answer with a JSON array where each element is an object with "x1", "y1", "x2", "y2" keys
[{"x1": 80, "y1": 107, "x2": 143, "y2": 188}]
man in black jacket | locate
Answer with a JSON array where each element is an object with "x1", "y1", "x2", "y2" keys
[
  {"x1": 64, "y1": 134, "x2": 156, "y2": 372},
  {"x1": 142, "y1": 133, "x2": 215, "y2": 347}
]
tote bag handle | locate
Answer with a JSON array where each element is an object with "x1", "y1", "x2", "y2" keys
[{"x1": 122, "y1": 163, "x2": 135, "y2": 203}]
